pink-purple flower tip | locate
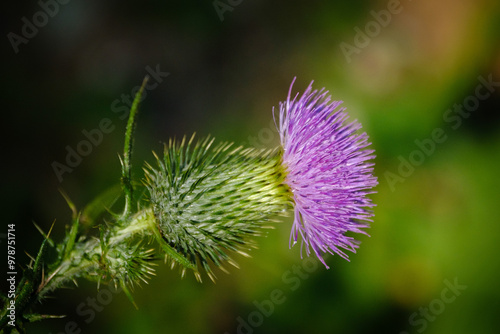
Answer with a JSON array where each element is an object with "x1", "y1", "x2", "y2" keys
[{"x1": 275, "y1": 78, "x2": 378, "y2": 268}]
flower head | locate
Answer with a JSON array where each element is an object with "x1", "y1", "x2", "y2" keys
[
  {"x1": 275, "y1": 78, "x2": 378, "y2": 267},
  {"x1": 144, "y1": 135, "x2": 290, "y2": 281}
]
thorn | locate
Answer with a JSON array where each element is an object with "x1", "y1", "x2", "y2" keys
[
  {"x1": 47, "y1": 220, "x2": 56, "y2": 239},
  {"x1": 207, "y1": 272, "x2": 216, "y2": 283},
  {"x1": 59, "y1": 188, "x2": 77, "y2": 213},
  {"x1": 32, "y1": 221, "x2": 55, "y2": 247},
  {"x1": 25, "y1": 251, "x2": 36, "y2": 264},
  {"x1": 118, "y1": 154, "x2": 124, "y2": 168},
  {"x1": 41, "y1": 314, "x2": 66, "y2": 320},
  {"x1": 194, "y1": 271, "x2": 202, "y2": 283},
  {"x1": 37, "y1": 266, "x2": 62, "y2": 294},
  {"x1": 227, "y1": 258, "x2": 240, "y2": 269},
  {"x1": 237, "y1": 250, "x2": 251, "y2": 258}
]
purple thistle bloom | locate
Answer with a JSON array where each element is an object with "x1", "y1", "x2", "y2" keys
[{"x1": 275, "y1": 78, "x2": 378, "y2": 268}]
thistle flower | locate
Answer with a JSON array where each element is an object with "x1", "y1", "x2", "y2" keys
[{"x1": 275, "y1": 79, "x2": 378, "y2": 268}]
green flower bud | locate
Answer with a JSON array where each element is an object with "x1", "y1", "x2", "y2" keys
[
  {"x1": 144, "y1": 135, "x2": 291, "y2": 281},
  {"x1": 102, "y1": 242, "x2": 156, "y2": 288}
]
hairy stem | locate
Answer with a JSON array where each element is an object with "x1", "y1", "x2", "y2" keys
[{"x1": 122, "y1": 76, "x2": 149, "y2": 217}]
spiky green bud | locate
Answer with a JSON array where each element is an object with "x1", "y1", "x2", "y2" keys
[{"x1": 144, "y1": 135, "x2": 291, "y2": 280}]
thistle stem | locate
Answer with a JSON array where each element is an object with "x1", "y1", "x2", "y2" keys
[
  {"x1": 37, "y1": 208, "x2": 155, "y2": 299},
  {"x1": 122, "y1": 76, "x2": 149, "y2": 217},
  {"x1": 111, "y1": 208, "x2": 155, "y2": 245}
]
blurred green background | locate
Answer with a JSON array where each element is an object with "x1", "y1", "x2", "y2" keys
[{"x1": 2, "y1": 0, "x2": 500, "y2": 333}]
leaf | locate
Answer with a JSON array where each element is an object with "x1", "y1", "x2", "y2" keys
[
  {"x1": 14, "y1": 234, "x2": 50, "y2": 316},
  {"x1": 62, "y1": 214, "x2": 80, "y2": 260},
  {"x1": 81, "y1": 184, "x2": 122, "y2": 228}
]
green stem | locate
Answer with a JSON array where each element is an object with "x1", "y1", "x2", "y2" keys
[
  {"x1": 122, "y1": 76, "x2": 149, "y2": 217},
  {"x1": 38, "y1": 208, "x2": 155, "y2": 299},
  {"x1": 37, "y1": 240, "x2": 100, "y2": 300},
  {"x1": 111, "y1": 208, "x2": 155, "y2": 245}
]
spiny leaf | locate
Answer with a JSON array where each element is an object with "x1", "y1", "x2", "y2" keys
[
  {"x1": 14, "y1": 233, "x2": 51, "y2": 319},
  {"x1": 62, "y1": 213, "x2": 80, "y2": 260}
]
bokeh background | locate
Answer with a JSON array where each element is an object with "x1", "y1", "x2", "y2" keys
[{"x1": 2, "y1": 0, "x2": 500, "y2": 333}]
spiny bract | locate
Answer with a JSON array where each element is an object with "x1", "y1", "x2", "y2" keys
[{"x1": 144, "y1": 135, "x2": 291, "y2": 281}]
